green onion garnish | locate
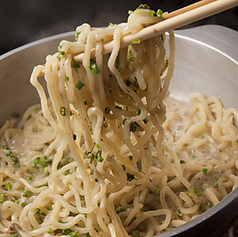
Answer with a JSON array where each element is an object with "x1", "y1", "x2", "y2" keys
[
  {"x1": 104, "y1": 107, "x2": 111, "y2": 114},
  {"x1": 97, "y1": 156, "x2": 104, "y2": 162},
  {"x1": 132, "y1": 39, "x2": 141, "y2": 44},
  {"x1": 130, "y1": 122, "x2": 137, "y2": 132},
  {"x1": 177, "y1": 209, "x2": 183, "y2": 217},
  {"x1": 154, "y1": 187, "x2": 160, "y2": 195},
  {"x1": 75, "y1": 80, "x2": 84, "y2": 90},
  {"x1": 89, "y1": 59, "x2": 100, "y2": 74},
  {"x1": 34, "y1": 208, "x2": 46, "y2": 216},
  {"x1": 23, "y1": 190, "x2": 29, "y2": 197},
  {"x1": 75, "y1": 32, "x2": 81, "y2": 41},
  {"x1": 148, "y1": 10, "x2": 157, "y2": 17},
  {"x1": 72, "y1": 61, "x2": 81, "y2": 69},
  {"x1": 207, "y1": 201, "x2": 213, "y2": 208},
  {"x1": 157, "y1": 9, "x2": 163, "y2": 18},
  {"x1": 6, "y1": 182, "x2": 12, "y2": 191},
  {"x1": 0, "y1": 194, "x2": 4, "y2": 203},
  {"x1": 203, "y1": 168, "x2": 208, "y2": 174},
  {"x1": 60, "y1": 106, "x2": 66, "y2": 116},
  {"x1": 63, "y1": 170, "x2": 70, "y2": 176}
]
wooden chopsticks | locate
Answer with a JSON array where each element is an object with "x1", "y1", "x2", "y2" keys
[
  {"x1": 162, "y1": 0, "x2": 219, "y2": 19},
  {"x1": 75, "y1": 0, "x2": 238, "y2": 61}
]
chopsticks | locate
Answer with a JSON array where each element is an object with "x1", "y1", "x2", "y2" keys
[
  {"x1": 75, "y1": 0, "x2": 238, "y2": 61},
  {"x1": 162, "y1": 0, "x2": 219, "y2": 19}
]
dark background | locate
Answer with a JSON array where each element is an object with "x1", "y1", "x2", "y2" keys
[{"x1": 0, "y1": 0, "x2": 237, "y2": 56}]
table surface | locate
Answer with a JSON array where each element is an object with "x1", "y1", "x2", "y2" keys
[{"x1": 0, "y1": 0, "x2": 237, "y2": 55}]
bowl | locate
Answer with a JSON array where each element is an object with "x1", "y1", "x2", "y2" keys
[{"x1": 0, "y1": 25, "x2": 237, "y2": 237}]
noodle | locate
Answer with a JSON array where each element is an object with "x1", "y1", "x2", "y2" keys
[{"x1": 0, "y1": 4, "x2": 238, "y2": 237}]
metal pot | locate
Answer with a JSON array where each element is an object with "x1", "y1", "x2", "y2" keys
[{"x1": 0, "y1": 25, "x2": 237, "y2": 237}]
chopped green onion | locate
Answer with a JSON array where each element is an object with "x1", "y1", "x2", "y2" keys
[
  {"x1": 57, "y1": 45, "x2": 66, "y2": 59},
  {"x1": 127, "y1": 173, "x2": 135, "y2": 181},
  {"x1": 154, "y1": 187, "x2": 160, "y2": 195},
  {"x1": 177, "y1": 209, "x2": 183, "y2": 217},
  {"x1": 32, "y1": 128, "x2": 37, "y2": 133},
  {"x1": 23, "y1": 190, "x2": 29, "y2": 197},
  {"x1": 129, "y1": 56, "x2": 135, "y2": 61},
  {"x1": 34, "y1": 208, "x2": 46, "y2": 216},
  {"x1": 75, "y1": 32, "x2": 81, "y2": 41},
  {"x1": 11, "y1": 234, "x2": 18, "y2": 237},
  {"x1": 6, "y1": 182, "x2": 12, "y2": 191},
  {"x1": 97, "y1": 156, "x2": 104, "y2": 162},
  {"x1": 207, "y1": 201, "x2": 213, "y2": 208},
  {"x1": 132, "y1": 231, "x2": 142, "y2": 237},
  {"x1": 11, "y1": 155, "x2": 21, "y2": 168},
  {"x1": 129, "y1": 155, "x2": 133, "y2": 160},
  {"x1": 0, "y1": 194, "x2": 5, "y2": 203},
  {"x1": 20, "y1": 202, "x2": 26, "y2": 207},
  {"x1": 7, "y1": 151, "x2": 13, "y2": 157},
  {"x1": 108, "y1": 23, "x2": 116, "y2": 27},
  {"x1": 157, "y1": 9, "x2": 163, "y2": 18},
  {"x1": 65, "y1": 76, "x2": 69, "y2": 81},
  {"x1": 198, "y1": 205, "x2": 205, "y2": 213},
  {"x1": 75, "y1": 79, "x2": 84, "y2": 90},
  {"x1": 11, "y1": 198, "x2": 19, "y2": 204},
  {"x1": 115, "y1": 205, "x2": 125, "y2": 214},
  {"x1": 132, "y1": 39, "x2": 140, "y2": 44},
  {"x1": 83, "y1": 233, "x2": 92, "y2": 237},
  {"x1": 89, "y1": 59, "x2": 100, "y2": 74},
  {"x1": 2, "y1": 145, "x2": 8, "y2": 150},
  {"x1": 31, "y1": 156, "x2": 52, "y2": 169},
  {"x1": 194, "y1": 188, "x2": 202, "y2": 196},
  {"x1": 148, "y1": 10, "x2": 157, "y2": 17},
  {"x1": 62, "y1": 229, "x2": 71, "y2": 234},
  {"x1": 137, "y1": 4, "x2": 150, "y2": 9},
  {"x1": 63, "y1": 170, "x2": 70, "y2": 176},
  {"x1": 202, "y1": 168, "x2": 208, "y2": 174},
  {"x1": 128, "y1": 10, "x2": 134, "y2": 15},
  {"x1": 104, "y1": 107, "x2": 111, "y2": 114},
  {"x1": 136, "y1": 109, "x2": 141, "y2": 115},
  {"x1": 44, "y1": 167, "x2": 49, "y2": 174},
  {"x1": 214, "y1": 183, "x2": 218, "y2": 188},
  {"x1": 72, "y1": 61, "x2": 81, "y2": 69},
  {"x1": 130, "y1": 122, "x2": 138, "y2": 132},
  {"x1": 60, "y1": 107, "x2": 66, "y2": 116},
  {"x1": 69, "y1": 230, "x2": 79, "y2": 237}
]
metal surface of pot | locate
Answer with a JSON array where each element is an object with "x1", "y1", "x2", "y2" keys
[{"x1": 0, "y1": 25, "x2": 237, "y2": 237}]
